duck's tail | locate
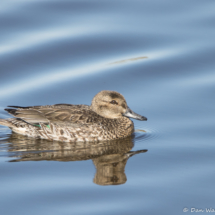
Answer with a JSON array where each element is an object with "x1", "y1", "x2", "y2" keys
[{"x1": 0, "y1": 119, "x2": 11, "y2": 127}]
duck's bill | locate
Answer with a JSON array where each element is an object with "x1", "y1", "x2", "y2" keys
[{"x1": 123, "y1": 107, "x2": 147, "y2": 121}]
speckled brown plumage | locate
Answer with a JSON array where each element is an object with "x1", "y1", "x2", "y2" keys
[{"x1": 0, "y1": 90, "x2": 147, "y2": 142}]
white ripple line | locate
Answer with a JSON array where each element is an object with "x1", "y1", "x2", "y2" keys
[
  {"x1": 0, "y1": 48, "x2": 181, "y2": 98},
  {"x1": 0, "y1": 28, "x2": 95, "y2": 55},
  {"x1": 0, "y1": 64, "x2": 106, "y2": 98}
]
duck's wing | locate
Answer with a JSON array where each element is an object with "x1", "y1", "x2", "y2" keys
[
  {"x1": 5, "y1": 104, "x2": 100, "y2": 127},
  {"x1": 5, "y1": 108, "x2": 49, "y2": 124},
  {"x1": 40, "y1": 108, "x2": 100, "y2": 126},
  {"x1": 8, "y1": 104, "x2": 90, "y2": 110}
]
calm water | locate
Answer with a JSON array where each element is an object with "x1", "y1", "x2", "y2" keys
[{"x1": 0, "y1": 1, "x2": 215, "y2": 214}]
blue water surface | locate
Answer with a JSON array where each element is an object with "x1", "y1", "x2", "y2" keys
[{"x1": 0, "y1": 1, "x2": 215, "y2": 215}]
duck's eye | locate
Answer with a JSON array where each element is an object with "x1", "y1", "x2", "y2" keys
[{"x1": 110, "y1": 100, "x2": 118, "y2": 105}]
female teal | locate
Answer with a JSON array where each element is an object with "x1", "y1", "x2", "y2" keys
[{"x1": 0, "y1": 90, "x2": 147, "y2": 142}]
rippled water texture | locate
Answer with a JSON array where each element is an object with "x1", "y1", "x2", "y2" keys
[{"x1": 0, "y1": 1, "x2": 215, "y2": 215}]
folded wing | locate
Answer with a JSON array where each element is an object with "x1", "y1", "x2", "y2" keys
[{"x1": 5, "y1": 104, "x2": 99, "y2": 127}]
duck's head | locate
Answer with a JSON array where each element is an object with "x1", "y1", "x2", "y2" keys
[{"x1": 91, "y1": 90, "x2": 147, "y2": 121}]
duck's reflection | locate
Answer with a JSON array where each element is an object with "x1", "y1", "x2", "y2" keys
[{"x1": 5, "y1": 133, "x2": 147, "y2": 186}]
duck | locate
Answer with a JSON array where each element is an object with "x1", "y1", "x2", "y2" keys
[{"x1": 0, "y1": 90, "x2": 147, "y2": 142}]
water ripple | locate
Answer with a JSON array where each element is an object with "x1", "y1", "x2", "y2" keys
[
  {"x1": 0, "y1": 27, "x2": 99, "y2": 55},
  {"x1": 134, "y1": 126, "x2": 160, "y2": 143},
  {"x1": 0, "y1": 45, "x2": 186, "y2": 98}
]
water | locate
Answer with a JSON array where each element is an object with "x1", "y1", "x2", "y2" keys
[{"x1": 0, "y1": 0, "x2": 215, "y2": 214}]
